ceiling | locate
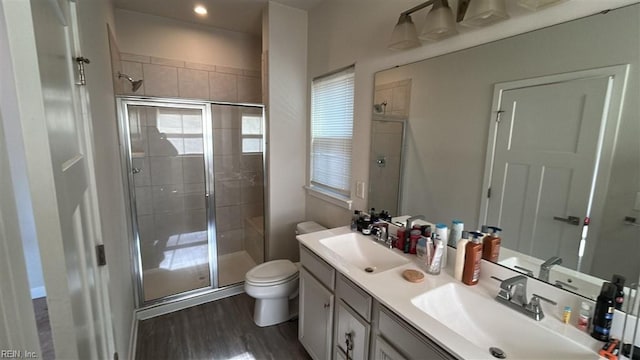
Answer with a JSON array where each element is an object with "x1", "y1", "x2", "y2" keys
[{"x1": 112, "y1": 0, "x2": 323, "y2": 36}]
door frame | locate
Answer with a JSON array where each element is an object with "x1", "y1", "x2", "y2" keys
[
  {"x1": 116, "y1": 97, "x2": 217, "y2": 307},
  {"x1": 479, "y1": 64, "x2": 629, "y2": 272}
]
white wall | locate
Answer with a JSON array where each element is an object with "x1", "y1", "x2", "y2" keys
[
  {"x1": 76, "y1": 1, "x2": 135, "y2": 359},
  {"x1": 263, "y1": 2, "x2": 308, "y2": 261},
  {"x1": 305, "y1": 0, "x2": 639, "y2": 228},
  {"x1": 115, "y1": 9, "x2": 261, "y2": 70}
]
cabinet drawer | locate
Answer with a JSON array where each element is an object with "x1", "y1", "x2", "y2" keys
[
  {"x1": 300, "y1": 245, "x2": 335, "y2": 290},
  {"x1": 335, "y1": 300, "x2": 370, "y2": 360},
  {"x1": 377, "y1": 306, "x2": 455, "y2": 360},
  {"x1": 337, "y1": 274, "x2": 372, "y2": 321}
]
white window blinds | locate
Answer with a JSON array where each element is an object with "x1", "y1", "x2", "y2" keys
[{"x1": 311, "y1": 66, "x2": 354, "y2": 196}]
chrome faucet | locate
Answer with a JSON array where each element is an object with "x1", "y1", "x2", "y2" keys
[
  {"x1": 370, "y1": 223, "x2": 391, "y2": 248},
  {"x1": 539, "y1": 256, "x2": 562, "y2": 282},
  {"x1": 405, "y1": 215, "x2": 426, "y2": 230},
  {"x1": 492, "y1": 275, "x2": 557, "y2": 321}
]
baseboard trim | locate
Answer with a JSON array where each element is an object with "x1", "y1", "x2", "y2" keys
[{"x1": 135, "y1": 284, "x2": 245, "y2": 321}]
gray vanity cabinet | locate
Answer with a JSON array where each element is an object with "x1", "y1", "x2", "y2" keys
[
  {"x1": 299, "y1": 246, "x2": 336, "y2": 360},
  {"x1": 334, "y1": 274, "x2": 373, "y2": 360},
  {"x1": 372, "y1": 304, "x2": 456, "y2": 360},
  {"x1": 299, "y1": 244, "x2": 455, "y2": 360}
]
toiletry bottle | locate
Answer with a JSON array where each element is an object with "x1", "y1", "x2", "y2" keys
[
  {"x1": 396, "y1": 226, "x2": 406, "y2": 251},
  {"x1": 435, "y1": 223, "x2": 448, "y2": 268},
  {"x1": 409, "y1": 229, "x2": 421, "y2": 254},
  {"x1": 462, "y1": 232, "x2": 483, "y2": 286},
  {"x1": 350, "y1": 210, "x2": 360, "y2": 231},
  {"x1": 591, "y1": 282, "x2": 616, "y2": 341},
  {"x1": 416, "y1": 236, "x2": 427, "y2": 260},
  {"x1": 482, "y1": 226, "x2": 502, "y2": 262},
  {"x1": 449, "y1": 220, "x2": 463, "y2": 247},
  {"x1": 454, "y1": 231, "x2": 470, "y2": 282},
  {"x1": 577, "y1": 301, "x2": 592, "y2": 331},
  {"x1": 612, "y1": 274, "x2": 625, "y2": 310},
  {"x1": 427, "y1": 235, "x2": 444, "y2": 275},
  {"x1": 563, "y1": 306, "x2": 572, "y2": 324}
]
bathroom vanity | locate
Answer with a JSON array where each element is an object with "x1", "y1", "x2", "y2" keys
[{"x1": 297, "y1": 227, "x2": 606, "y2": 360}]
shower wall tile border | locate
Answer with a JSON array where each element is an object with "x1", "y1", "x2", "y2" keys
[{"x1": 118, "y1": 52, "x2": 262, "y2": 104}]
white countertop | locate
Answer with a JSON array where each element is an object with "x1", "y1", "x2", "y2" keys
[{"x1": 297, "y1": 226, "x2": 605, "y2": 360}]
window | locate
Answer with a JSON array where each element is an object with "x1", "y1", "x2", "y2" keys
[
  {"x1": 310, "y1": 66, "x2": 354, "y2": 197},
  {"x1": 242, "y1": 113, "x2": 263, "y2": 153}
]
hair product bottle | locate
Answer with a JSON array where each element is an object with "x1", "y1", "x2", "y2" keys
[
  {"x1": 462, "y1": 232, "x2": 483, "y2": 286},
  {"x1": 435, "y1": 223, "x2": 448, "y2": 267},
  {"x1": 449, "y1": 220, "x2": 463, "y2": 247},
  {"x1": 591, "y1": 282, "x2": 616, "y2": 341},
  {"x1": 454, "y1": 231, "x2": 470, "y2": 281},
  {"x1": 482, "y1": 226, "x2": 502, "y2": 262},
  {"x1": 612, "y1": 274, "x2": 625, "y2": 310}
]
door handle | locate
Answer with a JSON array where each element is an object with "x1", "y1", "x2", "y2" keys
[{"x1": 553, "y1": 216, "x2": 580, "y2": 226}]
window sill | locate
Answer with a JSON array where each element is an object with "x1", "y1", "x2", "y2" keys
[{"x1": 304, "y1": 185, "x2": 353, "y2": 210}]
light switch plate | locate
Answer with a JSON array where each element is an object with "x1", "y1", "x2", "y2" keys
[
  {"x1": 356, "y1": 181, "x2": 366, "y2": 199},
  {"x1": 634, "y1": 191, "x2": 640, "y2": 211}
]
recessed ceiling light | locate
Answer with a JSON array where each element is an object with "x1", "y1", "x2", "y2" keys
[{"x1": 194, "y1": 5, "x2": 208, "y2": 15}]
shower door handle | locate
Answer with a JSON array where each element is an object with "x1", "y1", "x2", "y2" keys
[{"x1": 205, "y1": 193, "x2": 210, "y2": 208}]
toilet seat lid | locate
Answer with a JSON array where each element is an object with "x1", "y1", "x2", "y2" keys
[{"x1": 246, "y1": 259, "x2": 298, "y2": 284}]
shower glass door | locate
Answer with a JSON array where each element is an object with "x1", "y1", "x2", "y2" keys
[
  {"x1": 211, "y1": 104, "x2": 265, "y2": 287},
  {"x1": 122, "y1": 101, "x2": 215, "y2": 303}
]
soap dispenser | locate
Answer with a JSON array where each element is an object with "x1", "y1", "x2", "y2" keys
[
  {"x1": 462, "y1": 232, "x2": 483, "y2": 286},
  {"x1": 482, "y1": 226, "x2": 502, "y2": 262}
]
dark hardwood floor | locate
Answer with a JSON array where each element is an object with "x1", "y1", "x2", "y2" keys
[
  {"x1": 136, "y1": 293, "x2": 311, "y2": 360},
  {"x1": 33, "y1": 297, "x2": 54, "y2": 360}
]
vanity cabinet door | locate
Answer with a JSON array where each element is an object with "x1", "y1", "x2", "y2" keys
[
  {"x1": 299, "y1": 268, "x2": 333, "y2": 360},
  {"x1": 374, "y1": 336, "x2": 407, "y2": 360},
  {"x1": 335, "y1": 300, "x2": 370, "y2": 360}
]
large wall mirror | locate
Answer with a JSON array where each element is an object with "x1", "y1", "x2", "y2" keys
[{"x1": 371, "y1": 4, "x2": 640, "y2": 310}]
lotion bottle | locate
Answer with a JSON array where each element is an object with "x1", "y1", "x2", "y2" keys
[
  {"x1": 462, "y1": 232, "x2": 483, "y2": 286},
  {"x1": 435, "y1": 223, "x2": 448, "y2": 268},
  {"x1": 482, "y1": 226, "x2": 502, "y2": 262},
  {"x1": 454, "y1": 231, "x2": 470, "y2": 281}
]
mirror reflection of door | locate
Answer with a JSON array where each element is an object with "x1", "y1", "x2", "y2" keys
[
  {"x1": 485, "y1": 73, "x2": 614, "y2": 271},
  {"x1": 368, "y1": 118, "x2": 406, "y2": 216}
]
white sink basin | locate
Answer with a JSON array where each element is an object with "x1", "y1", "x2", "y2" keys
[
  {"x1": 411, "y1": 283, "x2": 596, "y2": 359},
  {"x1": 319, "y1": 232, "x2": 409, "y2": 273}
]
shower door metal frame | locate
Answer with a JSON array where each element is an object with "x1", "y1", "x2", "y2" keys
[{"x1": 116, "y1": 96, "x2": 218, "y2": 307}]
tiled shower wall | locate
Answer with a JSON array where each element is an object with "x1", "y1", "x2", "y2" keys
[
  {"x1": 374, "y1": 79, "x2": 412, "y2": 117},
  {"x1": 212, "y1": 105, "x2": 264, "y2": 262},
  {"x1": 117, "y1": 52, "x2": 262, "y2": 104}
]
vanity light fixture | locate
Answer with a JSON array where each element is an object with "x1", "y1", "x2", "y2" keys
[
  {"x1": 194, "y1": 5, "x2": 208, "y2": 16},
  {"x1": 460, "y1": 0, "x2": 509, "y2": 27},
  {"x1": 388, "y1": 0, "x2": 457, "y2": 50}
]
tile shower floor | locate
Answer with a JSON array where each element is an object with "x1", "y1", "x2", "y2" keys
[
  {"x1": 143, "y1": 250, "x2": 257, "y2": 300},
  {"x1": 218, "y1": 251, "x2": 257, "y2": 287}
]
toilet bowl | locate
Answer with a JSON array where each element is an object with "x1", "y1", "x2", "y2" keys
[
  {"x1": 245, "y1": 260, "x2": 299, "y2": 327},
  {"x1": 244, "y1": 221, "x2": 327, "y2": 327}
]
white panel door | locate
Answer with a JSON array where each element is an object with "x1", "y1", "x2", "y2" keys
[
  {"x1": 30, "y1": 0, "x2": 113, "y2": 358},
  {"x1": 486, "y1": 76, "x2": 610, "y2": 269}
]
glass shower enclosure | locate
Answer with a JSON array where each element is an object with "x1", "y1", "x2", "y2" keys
[{"x1": 117, "y1": 98, "x2": 265, "y2": 305}]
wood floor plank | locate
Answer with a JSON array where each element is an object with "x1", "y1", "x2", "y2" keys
[{"x1": 136, "y1": 293, "x2": 311, "y2": 360}]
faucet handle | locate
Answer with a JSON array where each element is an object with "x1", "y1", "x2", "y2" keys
[
  {"x1": 526, "y1": 294, "x2": 556, "y2": 320},
  {"x1": 531, "y1": 293, "x2": 557, "y2": 306}
]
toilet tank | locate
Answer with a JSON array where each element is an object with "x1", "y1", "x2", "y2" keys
[{"x1": 296, "y1": 221, "x2": 327, "y2": 235}]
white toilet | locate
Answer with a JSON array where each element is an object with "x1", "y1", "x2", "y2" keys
[{"x1": 244, "y1": 221, "x2": 326, "y2": 327}]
